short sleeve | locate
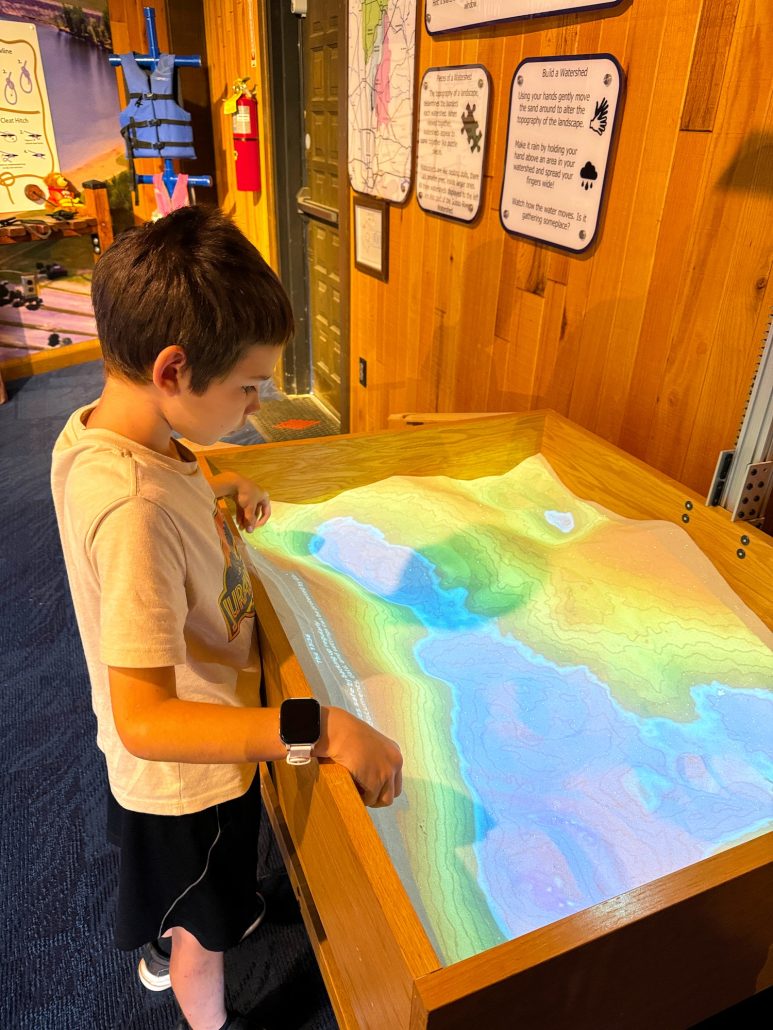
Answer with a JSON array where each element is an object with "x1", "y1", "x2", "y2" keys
[{"x1": 91, "y1": 497, "x2": 188, "y2": 668}]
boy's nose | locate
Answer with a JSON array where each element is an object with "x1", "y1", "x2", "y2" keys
[{"x1": 245, "y1": 396, "x2": 260, "y2": 414}]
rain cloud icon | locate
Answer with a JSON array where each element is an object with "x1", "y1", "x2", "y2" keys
[{"x1": 580, "y1": 161, "x2": 598, "y2": 190}]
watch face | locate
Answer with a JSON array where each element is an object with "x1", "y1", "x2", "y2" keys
[{"x1": 280, "y1": 698, "x2": 321, "y2": 745}]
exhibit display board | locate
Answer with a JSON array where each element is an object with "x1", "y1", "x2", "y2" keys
[
  {"x1": 425, "y1": 0, "x2": 627, "y2": 34},
  {"x1": 501, "y1": 54, "x2": 623, "y2": 251},
  {"x1": 243, "y1": 455, "x2": 773, "y2": 965},
  {"x1": 417, "y1": 65, "x2": 490, "y2": 222}
]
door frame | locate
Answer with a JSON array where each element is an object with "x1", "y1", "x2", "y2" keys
[{"x1": 265, "y1": 0, "x2": 350, "y2": 431}]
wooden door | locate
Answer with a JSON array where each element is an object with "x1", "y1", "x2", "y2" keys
[{"x1": 298, "y1": 0, "x2": 347, "y2": 422}]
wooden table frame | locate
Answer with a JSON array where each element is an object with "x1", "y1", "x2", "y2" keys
[{"x1": 201, "y1": 411, "x2": 772, "y2": 1030}]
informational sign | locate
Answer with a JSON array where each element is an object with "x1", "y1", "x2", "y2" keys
[
  {"x1": 0, "y1": 21, "x2": 59, "y2": 213},
  {"x1": 416, "y1": 66, "x2": 490, "y2": 223},
  {"x1": 425, "y1": 0, "x2": 626, "y2": 34},
  {"x1": 348, "y1": 0, "x2": 417, "y2": 202},
  {"x1": 500, "y1": 55, "x2": 623, "y2": 252}
]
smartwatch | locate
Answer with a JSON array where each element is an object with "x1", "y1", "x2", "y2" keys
[{"x1": 279, "y1": 698, "x2": 321, "y2": 766}]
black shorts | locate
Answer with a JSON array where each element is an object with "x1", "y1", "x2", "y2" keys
[{"x1": 107, "y1": 769, "x2": 262, "y2": 952}]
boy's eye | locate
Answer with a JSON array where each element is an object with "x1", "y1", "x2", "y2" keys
[{"x1": 242, "y1": 385, "x2": 257, "y2": 395}]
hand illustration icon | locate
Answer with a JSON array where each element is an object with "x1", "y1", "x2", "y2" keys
[{"x1": 589, "y1": 97, "x2": 609, "y2": 136}]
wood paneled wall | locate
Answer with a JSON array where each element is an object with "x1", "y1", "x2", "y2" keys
[
  {"x1": 349, "y1": 0, "x2": 773, "y2": 496},
  {"x1": 201, "y1": 0, "x2": 276, "y2": 263}
]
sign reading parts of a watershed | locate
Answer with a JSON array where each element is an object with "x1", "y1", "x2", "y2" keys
[
  {"x1": 417, "y1": 66, "x2": 490, "y2": 223},
  {"x1": 425, "y1": 0, "x2": 627, "y2": 34},
  {"x1": 500, "y1": 55, "x2": 623, "y2": 253},
  {"x1": 0, "y1": 21, "x2": 59, "y2": 214}
]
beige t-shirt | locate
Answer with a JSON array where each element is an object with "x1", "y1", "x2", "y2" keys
[{"x1": 51, "y1": 404, "x2": 259, "y2": 815}]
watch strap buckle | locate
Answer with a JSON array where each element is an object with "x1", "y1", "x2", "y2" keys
[{"x1": 286, "y1": 744, "x2": 314, "y2": 766}]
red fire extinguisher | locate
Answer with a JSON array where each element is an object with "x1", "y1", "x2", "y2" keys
[{"x1": 228, "y1": 78, "x2": 261, "y2": 192}]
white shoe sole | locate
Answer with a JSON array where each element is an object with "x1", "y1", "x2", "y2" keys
[{"x1": 137, "y1": 957, "x2": 171, "y2": 992}]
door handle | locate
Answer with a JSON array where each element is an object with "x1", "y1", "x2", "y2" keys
[{"x1": 296, "y1": 186, "x2": 338, "y2": 227}]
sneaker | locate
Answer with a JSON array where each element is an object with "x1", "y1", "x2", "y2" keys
[
  {"x1": 138, "y1": 940, "x2": 171, "y2": 992},
  {"x1": 139, "y1": 892, "x2": 266, "y2": 992}
]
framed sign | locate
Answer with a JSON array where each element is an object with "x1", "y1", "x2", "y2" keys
[
  {"x1": 425, "y1": 0, "x2": 627, "y2": 34},
  {"x1": 500, "y1": 54, "x2": 624, "y2": 253},
  {"x1": 416, "y1": 65, "x2": 491, "y2": 223},
  {"x1": 353, "y1": 195, "x2": 389, "y2": 281}
]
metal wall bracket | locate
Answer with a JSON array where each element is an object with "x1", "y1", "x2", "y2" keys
[
  {"x1": 729, "y1": 459, "x2": 773, "y2": 527},
  {"x1": 706, "y1": 449, "x2": 735, "y2": 508},
  {"x1": 707, "y1": 308, "x2": 773, "y2": 523}
]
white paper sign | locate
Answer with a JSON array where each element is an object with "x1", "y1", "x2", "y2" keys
[
  {"x1": 0, "y1": 21, "x2": 60, "y2": 214},
  {"x1": 500, "y1": 55, "x2": 623, "y2": 252},
  {"x1": 416, "y1": 66, "x2": 490, "y2": 223},
  {"x1": 426, "y1": 0, "x2": 626, "y2": 34},
  {"x1": 354, "y1": 204, "x2": 383, "y2": 271}
]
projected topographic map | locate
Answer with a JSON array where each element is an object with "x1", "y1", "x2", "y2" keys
[{"x1": 243, "y1": 455, "x2": 773, "y2": 964}]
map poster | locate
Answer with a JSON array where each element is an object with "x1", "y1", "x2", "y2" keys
[
  {"x1": 416, "y1": 65, "x2": 490, "y2": 223},
  {"x1": 0, "y1": 20, "x2": 59, "y2": 213},
  {"x1": 348, "y1": 0, "x2": 417, "y2": 202},
  {"x1": 500, "y1": 54, "x2": 623, "y2": 253},
  {"x1": 425, "y1": 0, "x2": 626, "y2": 34}
]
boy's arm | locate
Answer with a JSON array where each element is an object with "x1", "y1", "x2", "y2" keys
[
  {"x1": 209, "y1": 471, "x2": 270, "y2": 532},
  {"x1": 109, "y1": 665, "x2": 403, "y2": 807}
]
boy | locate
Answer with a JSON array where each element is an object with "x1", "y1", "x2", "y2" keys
[{"x1": 51, "y1": 207, "x2": 403, "y2": 1030}]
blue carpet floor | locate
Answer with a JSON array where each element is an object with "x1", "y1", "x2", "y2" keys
[{"x1": 0, "y1": 362, "x2": 336, "y2": 1030}]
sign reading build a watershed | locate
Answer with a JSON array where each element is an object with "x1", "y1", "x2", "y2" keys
[
  {"x1": 417, "y1": 66, "x2": 490, "y2": 222},
  {"x1": 501, "y1": 55, "x2": 623, "y2": 252},
  {"x1": 0, "y1": 21, "x2": 59, "y2": 213},
  {"x1": 426, "y1": 0, "x2": 626, "y2": 34}
]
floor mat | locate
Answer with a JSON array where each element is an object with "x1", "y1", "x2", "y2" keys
[{"x1": 250, "y1": 394, "x2": 340, "y2": 442}]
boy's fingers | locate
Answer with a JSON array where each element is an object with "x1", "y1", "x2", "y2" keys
[
  {"x1": 353, "y1": 775, "x2": 379, "y2": 807},
  {"x1": 249, "y1": 498, "x2": 274, "y2": 531},
  {"x1": 375, "y1": 780, "x2": 395, "y2": 808}
]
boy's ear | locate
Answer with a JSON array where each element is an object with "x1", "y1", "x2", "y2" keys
[{"x1": 152, "y1": 346, "x2": 189, "y2": 395}]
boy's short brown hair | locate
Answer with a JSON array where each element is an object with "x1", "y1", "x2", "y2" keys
[{"x1": 91, "y1": 205, "x2": 294, "y2": 393}]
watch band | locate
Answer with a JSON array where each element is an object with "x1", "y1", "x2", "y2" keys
[{"x1": 286, "y1": 743, "x2": 314, "y2": 766}]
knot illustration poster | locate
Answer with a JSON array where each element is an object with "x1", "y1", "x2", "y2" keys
[
  {"x1": 0, "y1": 3, "x2": 122, "y2": 216},
  {"x1": 0, "y1": 20, "x2": 59, "y2": 212}
]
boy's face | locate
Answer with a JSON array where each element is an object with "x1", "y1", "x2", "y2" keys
[{"x1": 169, "y1": 344, "x2": 283, "y2": 446}]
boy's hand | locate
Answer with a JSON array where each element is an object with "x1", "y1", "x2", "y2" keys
[
  {"x1": 233, "y1": 477, "x2": 271, "y2": 532},
  {"x1": 316, "y1": 706, "x2": 403, "y2": 808},
  {"x1": 211, "y1": 471, "x2": 271, "y2": 531}
]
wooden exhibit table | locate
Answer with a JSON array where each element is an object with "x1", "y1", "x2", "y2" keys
[{"x1": 201, "y1": 412, "x2": 772, "y2": 1030}]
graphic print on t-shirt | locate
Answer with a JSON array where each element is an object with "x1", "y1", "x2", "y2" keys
[{"x1": 214, "y1": 504, "x2": 255, "y2": 639}]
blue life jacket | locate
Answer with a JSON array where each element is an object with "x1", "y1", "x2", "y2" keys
[{"x1": 118, "y1": 53, "x2": 196, "y2": 161}]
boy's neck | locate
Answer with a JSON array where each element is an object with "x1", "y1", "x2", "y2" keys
[{"x1": 85, "y1": 376, "x2": 180, "y2": 460}]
